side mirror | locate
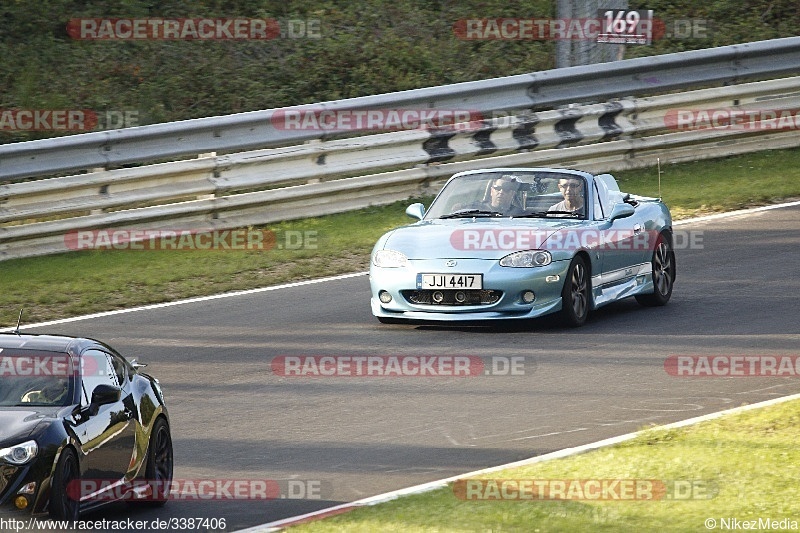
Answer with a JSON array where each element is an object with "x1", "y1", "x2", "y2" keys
[
  {"x1": 89, "y1": 384, "x2": 121, "y2": 415},
  {"x1": 609, "y1": 202, "x2": 635, "y2": 221},
  {"x1": 405, "y1": 203, "x2": 425, "y2": 220}
]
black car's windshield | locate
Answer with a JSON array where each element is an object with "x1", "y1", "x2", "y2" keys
[
  {"x1": 0, "y1": 351, "x2": 76, "y2": 407},
  {"x1": 424, "y1": 171, "x2": 588, "y2": 220}
]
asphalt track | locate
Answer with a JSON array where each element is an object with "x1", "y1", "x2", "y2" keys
[{"x1": 17, "y1": 204, "x2": 800, "y2": 531}]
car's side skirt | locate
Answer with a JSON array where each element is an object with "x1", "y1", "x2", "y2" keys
[{"x1": 591, "y1": 263, "x2": 652, "y2": 309}]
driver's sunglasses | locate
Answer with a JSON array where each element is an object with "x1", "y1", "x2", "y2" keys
[
  {"x1": 492, "y1": 185, "x2": 515, "y2": 192},
  {"x1": 558, "y1": 182, "x2": 583, "y2": 190}
]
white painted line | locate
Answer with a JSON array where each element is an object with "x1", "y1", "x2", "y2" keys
[
  {"x1": 238, "y1": 391, "x2": 800, "y2": 532},
  {"x1": 4, "y1": 198, "x2": 799, "y2": 333},
  {"x1": 0, "y1": 272, "x2": 367, "y2": 332},
  {"x1": 672, "y1": 198, "x2": 800, "y2": 226}
]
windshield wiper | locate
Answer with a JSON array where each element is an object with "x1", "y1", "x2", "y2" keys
[
  {"x1": 439, "y1": 209, "x2": 505, "y2": 219},
  {"x1": 515, "y1": 210, "x2": 582, "y2": 218},
  {"x1": 514, "y1": 211, "x2": 550, "y2": 218}
]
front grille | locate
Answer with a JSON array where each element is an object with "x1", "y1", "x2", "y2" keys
[{"x1": 402, "y1": 289, "x2": 502, "y2": 306}]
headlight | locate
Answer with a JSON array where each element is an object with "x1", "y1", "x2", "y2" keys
[
  {"x1": 500, "y1": 250, "x2": 552, "y2": 267},
  {"x1": 372, "y1": 250, "x2": 408, "y2": 268},
  {"x1": 0, "y1": 440, "x2": 38, "y2": 465}
]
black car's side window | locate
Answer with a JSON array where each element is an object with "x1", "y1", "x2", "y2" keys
[
  {"x1": 109, "y1": 353, "x2": 127, "y2": 385},
  {"x1": 80, "y1": 350, "x2": 118, "y2": 407}
]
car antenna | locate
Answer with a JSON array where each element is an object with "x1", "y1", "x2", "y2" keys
[
  {"x1": 13, "y1": 308, "x2": 24, "y2": 336},
  {"x1": 657, "y1": 157, "x2": 662, "y2": 200}
]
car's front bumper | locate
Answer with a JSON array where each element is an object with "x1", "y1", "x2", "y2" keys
[
  {"x1": 0, "y1": 461, "x2": 51, "y2": 516},
  {"x1": 370, "y1": 258, "x2": 571, "y2": 321}
]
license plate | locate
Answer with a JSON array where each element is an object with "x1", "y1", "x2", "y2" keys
[{"x1": 417, "y1": 274, "x2": 483, "y2": 289}]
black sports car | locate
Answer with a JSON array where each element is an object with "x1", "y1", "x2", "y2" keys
[{"x1": 0, "y1": 333, "x2": 172, "y2": 519}]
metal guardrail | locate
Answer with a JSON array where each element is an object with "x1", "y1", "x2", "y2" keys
[
  {"x1": 3, "y1": 76, "x2": 799, "y2": 224},
  {"x1": 2, "y1": 75, "x2": 800, "y2": 260},
  {"x1": 2, "y1": 36, "x2": 800, "y2": 181}
]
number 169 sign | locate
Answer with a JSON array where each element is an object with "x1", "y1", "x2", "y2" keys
[{"x1": 598, "y1": 9, "x2": 653, "y2": 45}]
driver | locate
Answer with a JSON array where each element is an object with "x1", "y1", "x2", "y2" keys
[
  {"x1": 21, "y1": 378, "x2": 69, "y2": 404},
  {"x1": 487, "y1": 175, "x2": 522, "y2": 213},
  {"x1": 458, "y1": 174, "x2": 525, "y2": 215}
]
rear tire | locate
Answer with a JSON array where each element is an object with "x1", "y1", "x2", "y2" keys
[
  {"x1": 561, "y1": 255, "x2": 590, "y2": 327},
  {"x1": 636, "y1": 232, "x2": 675, "y2": 307},
  {"x1": 49, "y1": 448, "x2": 79, "y2": 520}
]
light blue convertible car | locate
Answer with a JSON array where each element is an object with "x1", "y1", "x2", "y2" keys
[{"x1": 370, "y1": 168, "x2": 675, "y2": 326}]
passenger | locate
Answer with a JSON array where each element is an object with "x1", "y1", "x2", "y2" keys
[{"x1": 549, "y1": 177, "x2": 585, "y2": 216}]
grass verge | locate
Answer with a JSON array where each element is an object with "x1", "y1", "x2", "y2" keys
[
  {"x1": 2, "y1": 146, "x2": 800, "y2": 327},
  {"x1": 289, "y1": 398, "x2": 800, "y2": 532}
]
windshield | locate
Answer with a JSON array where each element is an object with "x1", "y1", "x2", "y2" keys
[
  {"x1": 0, "y1": 351, "x2": 76, "y2": 407},
  {"x1": 424, "y1": 171, "x2": 588, "y2": 220}
]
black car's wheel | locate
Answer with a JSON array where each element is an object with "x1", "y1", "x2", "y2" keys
[
  {"x1": 142, "y1": 418, "x2": 173, "y2": 506},
  {"x1": 561, "y1": 255, "x2": 590, "y2": 327},
  {"x1": 49, "y1": 447, "x2": 80, "y2": 520},
  {"x1": 636, "y1": 232, "x2": 675, "y2": 307}
]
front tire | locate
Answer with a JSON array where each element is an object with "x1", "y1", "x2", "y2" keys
[
  {"x1": 636, "y1": 232, "x2": 675, "y2": 307},
  {"x1": 561, "y1": 255, "x2": 590, "y2": 327},
  {"x1": 49, "y1": 448, "x2": 80, "y2": 520},
  {"x1": 142, "y1": 418, "x2": 173, "y2": 506}
]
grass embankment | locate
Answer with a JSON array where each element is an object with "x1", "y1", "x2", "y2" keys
[
  {"x1": 2, "y1": 147, "x2": 800, "y2": 327},
  {"x1": 290, "y1": 398, "x2": 800, "y2": 532}
]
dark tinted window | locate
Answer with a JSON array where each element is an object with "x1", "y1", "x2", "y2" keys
[
  {"x1": 0, "y1": 350, "x2": 75, "y2": 407},
  {"x1": 80, "y1": 350, "x2": 117, "y2": 406}
]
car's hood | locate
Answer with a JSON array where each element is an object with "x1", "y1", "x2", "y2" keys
[
  {"x1": 381, "y1": 218, "x2": 583, "y2": 260},
  {"x1": 0, "y1": 408, "x2": 60, "y2": 444}
]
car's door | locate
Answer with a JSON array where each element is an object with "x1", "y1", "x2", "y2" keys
[
  {"x1": 73, "y1": 349, "x2": 137, "y2": 497},
  {"x1": 592, "y1": 177, "x2": 649, "y2": 289},
  {"x1": 106, "y1": 349, "x2": 146, "y2": 478}
]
